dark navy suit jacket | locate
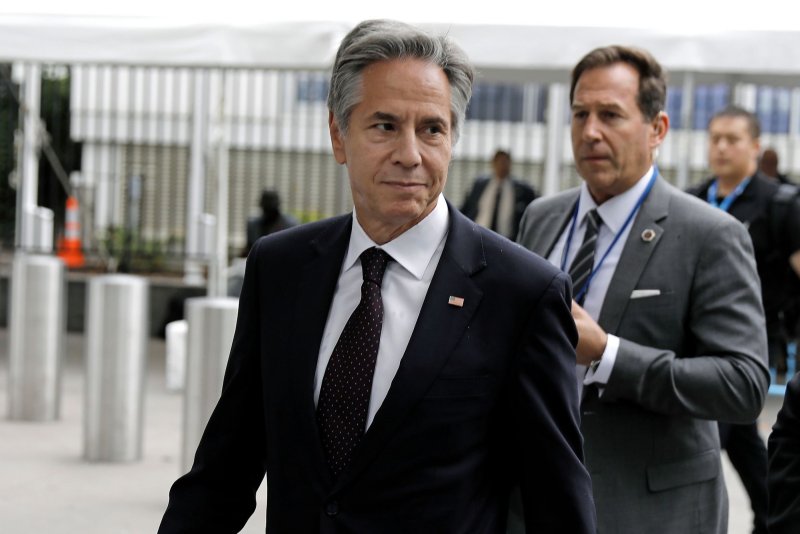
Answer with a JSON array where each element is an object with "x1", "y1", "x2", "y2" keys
[
  {"x1": 460, "y1": 176, "x2": 537, "y2": 238},
  {"x1": 769, "y1": 372, "x2": 800, "y2": 533},
  {"x1": 158, "y1": 202, "x2": 595, "y2": 533}
]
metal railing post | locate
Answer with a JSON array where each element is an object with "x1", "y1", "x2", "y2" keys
[
  {"x1": 84, "y1": 274, "x2": 149, "y2": 462},
  {"x1": 8, "y1": 254, "x2": 65, "y2": 421},
  {"x1": 165, "y1": 319, "x2": 188, "y2": 392},
  {"x1": 181, "y1": 297, "x2": 238, "y2": 474}
]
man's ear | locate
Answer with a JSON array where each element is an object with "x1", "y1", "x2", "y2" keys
[
  {"x1": 329, "y1": 112, "x2": 347, "y2": 165},
  {"x1": 650, "y1": 111, "x2": 669, "y2": 149}
]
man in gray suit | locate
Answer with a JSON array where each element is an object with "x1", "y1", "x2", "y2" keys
[{"x1": 516, "y1": 45, "x2": 769, "y2": 533}]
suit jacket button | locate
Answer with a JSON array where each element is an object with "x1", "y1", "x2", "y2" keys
[{"x1": 326, "y1": 501, "x2": 339, "y2": 516}]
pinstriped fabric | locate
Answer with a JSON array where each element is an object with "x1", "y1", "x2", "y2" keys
[
  {"x1": 317, "y1": 247, "x2": 391, "y2": 476},
  {"x1": 568, "y1": 209, "x2": 601, "y2": 305}
]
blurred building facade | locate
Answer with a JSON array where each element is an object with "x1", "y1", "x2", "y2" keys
[{"x1": 2, "y1": 19, "x2": 800, "y2": 271}]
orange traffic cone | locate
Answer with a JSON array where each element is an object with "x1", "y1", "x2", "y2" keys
[{"x1": 57, "y1": 195, "x2": 85, "y2": 268}]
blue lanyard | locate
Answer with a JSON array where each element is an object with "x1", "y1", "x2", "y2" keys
[
  {"x1": 560, "y1": 167, "x2": 660, "y2": 304},
  {"x1": 706, "y1": 177, "x2": 751, "y2": 212}
]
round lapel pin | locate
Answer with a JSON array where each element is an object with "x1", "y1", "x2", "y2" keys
[{"x1": 641, "y1": 229, "x2": 656, "y2": 242}]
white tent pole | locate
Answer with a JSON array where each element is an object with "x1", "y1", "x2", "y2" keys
[
  {"x1": 184, "y1": 70, "x2": 209, "y2": 285},
  {"x1": 675, "y1": 72, "x2": 695, "y2": 190},
  {"x1": 543, "y1": 83, "x2": 566, "y2": 196},
  {"x1": 16, "y1": 63, "x2": 41, "y2": 251}
]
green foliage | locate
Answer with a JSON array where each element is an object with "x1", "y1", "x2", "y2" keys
[
  {"x1": 291, "y1": 209, "x2": 326, "y2": 224},
  {"x1": 101, "y1": 226, "x2": 170, "y2": 273}
]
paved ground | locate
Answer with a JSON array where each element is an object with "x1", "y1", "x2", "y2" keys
[
  {"x1": 0, "y1": 330, "x2": 267, "y2": 533},
  {"x1": 0, "y1": 328, "x2": 786, "y2": 533}
]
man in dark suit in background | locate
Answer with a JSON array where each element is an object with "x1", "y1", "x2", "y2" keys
[
  {"x1": 692, "y1": 107, "x2": 800, "y2": 375},
  {"x1": 158, "y1": 19, "x2": 595, "y2": 534},
  {"x1": 689, "y1": 106, "x2": 800, "y2": 534},
  {"x1": 760, "y1": 147, "x2": 792, "y2": 184},
  {"x1": 768, "y1": 371, "x2": 800, "y2": 533},
  {"x1": 244, "y1": 189, "x2": 298, "y2": 255},
  {"x1": 461, "y1": 150, "x2": 537, "y2": 239},
  {"x1": 516, "y1": 45, "x2": 768, "y2": 533},
  {"x1": 229, "y1": 189, "x2": 299, "y2": 297}
]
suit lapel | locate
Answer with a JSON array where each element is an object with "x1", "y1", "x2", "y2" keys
[
  {"x1": 597, "y1": 178, "x2": 670, "y2": 333},
  {"x1": 334, "y1": 204, "x2": 486, "y2": 491},
  {"x1": 288, "y1": 215, "x2": 352, "y2": 492},
  {"x1": 528, "y1": 192, "x2": 578, "y2": 258}
]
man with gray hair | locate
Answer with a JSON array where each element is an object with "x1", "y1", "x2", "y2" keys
[{"x1": 159, "y1": 20, "x2": 595, "y2": 533}]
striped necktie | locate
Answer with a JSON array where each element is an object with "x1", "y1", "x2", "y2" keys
[{"x1": 568, "y1": 209, "x2": 601, "y2": 305}]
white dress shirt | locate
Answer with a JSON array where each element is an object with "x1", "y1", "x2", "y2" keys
[
  {"x1": 475, "y1": 176, "x2": 515, "y2": 238},
  {"x1": 314, "y1": 195, "x2": 449, "y2": 428},
  {"x1": 547, "y1": 167, "x2": 655, "y2": 388}
]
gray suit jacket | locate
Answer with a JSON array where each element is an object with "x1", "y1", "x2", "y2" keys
[{"x1": 516, "y1": 177, "x2": 769, "y2": 533}]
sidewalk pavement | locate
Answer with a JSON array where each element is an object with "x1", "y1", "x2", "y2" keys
[
  {"x1": 0, "y1": 329, "x2": 784, "y2": 533},
  {"x1": 0, "y1": 330, "x2": 266, "y2": 533}
]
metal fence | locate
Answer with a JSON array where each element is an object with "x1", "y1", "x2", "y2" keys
[{"x1": 2, "y1": 61, "x2": 800, "y2": 274}]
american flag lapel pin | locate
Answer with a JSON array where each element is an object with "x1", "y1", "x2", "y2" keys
[{"x1": 448, "y1": 296, "x2": 465, "y2": 308}]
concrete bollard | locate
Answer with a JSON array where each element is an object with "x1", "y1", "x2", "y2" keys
[
  {"x1": 84, "y1": 274, "x2": 149, "y2": 462},
  {"x1": 165, "y1": 319, "x2": 188, "y2": 392},
  {"x1": 8, "y1": 253, "x2": 65, "y2": 421},
  {"x1": 181, "y1": 297, "x2": 238, "y2": 474}
]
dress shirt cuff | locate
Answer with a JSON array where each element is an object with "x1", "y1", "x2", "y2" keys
[{"x1": 583, "y1": 334, "x2": 619, "y2": 394}]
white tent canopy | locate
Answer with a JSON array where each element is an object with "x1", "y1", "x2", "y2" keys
[
  {"x1": 2, "y1": 14, "x2": 800, "y2": 84},
  {"x1": 3, "y1": 8, "x2": 800, "y2": 273}
]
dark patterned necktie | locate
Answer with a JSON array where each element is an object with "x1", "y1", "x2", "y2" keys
[
  {"x1": 490, "y1": 183, "x2": 503, "y2": 232},
  {"x1": 568, "y1": 209, "x2": 601, "y2": 305},
  {"x1": 317, "y1": 247, "x2": 391, "y2": 476}
]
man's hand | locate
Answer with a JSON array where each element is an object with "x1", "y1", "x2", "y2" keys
[
  {"x1": 790, "y1": 250, "x2": 800, "y2": 278},
  {"x1": 571, "y1": 300, "x2": 608, "y2": 366}
]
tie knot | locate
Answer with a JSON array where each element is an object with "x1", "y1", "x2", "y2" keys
[
  {"x1": 360, "y1": 247, "x2": 391, "y2": 285},
  {"x1": 586, "y1": 209, "x2": 601, "y2": 231}
]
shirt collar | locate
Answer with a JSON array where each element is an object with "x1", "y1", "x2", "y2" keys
[
  {"x1": 344, "y1": 194, "x2": 449, "y2": 280},
  {"x1": 713, "y1": 172, "x2": 758, "y2": 199},
  {"x1": 577, "y1": 166, "x2": 655, "y2": 233}
]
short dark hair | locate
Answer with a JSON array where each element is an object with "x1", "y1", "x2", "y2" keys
[
  {"x1": 709, "y1": 105, "x2": 761, "y2": 139},
  {"x1": 328, "y1": 19, "x2": 474, "y2": 143},
  {"x1": 493, "y1": 150, "x2": 511, "y2": 162},
  {"x1": 570, "y1": 45, "x2": 667, "y2": 121},
  {"x1": 259, "y1": 189, "x2": 280, "y2": 213}
]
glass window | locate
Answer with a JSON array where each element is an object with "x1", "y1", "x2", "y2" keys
[
  {"x1": 757, "y1": 86, "x2": 791, "y2": 134},
  {"x1": 666, "y1": 87, "x2": 683, "y2": 129},
  {"x1": 693, "y1": 84, "x2": 730, "y2": 130},
  {"x1": 467, "y1": 83, "x2": 525, "y2": 122},
  {"x1": 296, "y1": 74, "x2": 329, "y2": 103}
]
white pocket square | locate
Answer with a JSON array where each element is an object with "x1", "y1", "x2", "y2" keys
[{"x1": 630, "y1": 289, "x2": 661, "y2": 299}]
